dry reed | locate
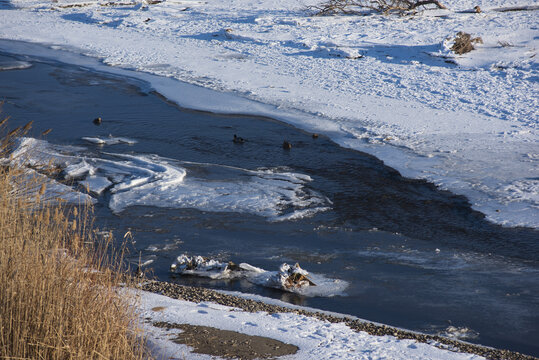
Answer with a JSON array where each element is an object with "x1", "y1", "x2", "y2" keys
[{"x1": 0, "y1": 116, "x2": 151, "y2": 359}]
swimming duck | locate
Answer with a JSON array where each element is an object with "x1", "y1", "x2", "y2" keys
[
  {"x1": 282, "y1": 140, "x2": 292, "y2": 150},
  {"x1": 233, "y1": 134, "x2": 246, "y2": 144},
  {"x1": 312, "y1": 133, "x2": 319, "y2": 139},
  {"x1": 93, "y1": 117, "x2": 102, "y2": 125}
]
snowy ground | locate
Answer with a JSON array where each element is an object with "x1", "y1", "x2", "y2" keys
[
  {"x1": 0, "y1": 0, "x2": 537, "y2": 227},
  {"x1": 138, "y1": 289, "x2": 486, "y2": 360}
]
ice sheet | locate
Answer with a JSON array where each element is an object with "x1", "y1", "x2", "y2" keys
[{"x1": 9, "y1": 137, "x2": 330, "y2": 220}]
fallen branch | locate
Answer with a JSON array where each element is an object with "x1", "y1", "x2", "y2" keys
[
  {"x1": 310, "y1": 0, "x2": 447, "y2": 16},
  {"x1": 493, "y1": 5, "x2": 539, "y2": 12},
  {"x1": 408, "y1": 0, "x2": 446, "y2": 10}
]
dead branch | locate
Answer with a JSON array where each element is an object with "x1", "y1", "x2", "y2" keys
[
  {"x1": 408, "y1": 0, "x2": 446, "y2": 10},
  {"x1": 310, "y1": 0, "x2": 447, "y2": 16},
  {"x1": 493, "y1": 5, "x2": 539, "y2": 12}
]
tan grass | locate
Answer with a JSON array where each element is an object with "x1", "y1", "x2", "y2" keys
[{"x1": 0, "y1": 116, "x2": 151, "y2": 359}]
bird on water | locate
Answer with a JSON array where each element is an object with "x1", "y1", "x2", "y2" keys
[{"x1": 233, "y1": 134, "x2": 246, "y2": 144}]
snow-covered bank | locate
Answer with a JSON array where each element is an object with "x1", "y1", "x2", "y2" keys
[
  {"x1": 139, "y1": 289, "x2": 486, "y2": 360},
  {"x1": 0, "y1": 0, "x2": 537, "y2": 227}
]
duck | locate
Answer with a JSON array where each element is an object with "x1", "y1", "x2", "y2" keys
[
  {"x1": 312, "y1": 133, "x2": 319, "y2": 139},
  {"x1": 93, "y1": 117, "x2": 102, "y2": 125},
  {"x1": 282, "y1": 140, "x2": 292, "y2": 150},
  {"x1": 233, "y1": 134, "x2": 246, "y2": 144}
]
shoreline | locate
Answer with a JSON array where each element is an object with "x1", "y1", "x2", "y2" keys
[{"x1": 141, "y1": 280, "x2": 538, "y2": 360}]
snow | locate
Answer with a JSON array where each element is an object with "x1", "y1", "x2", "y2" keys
[
  {"x1": 138, "y1": 289, "x2": 486, "y2": 360},
  {"x1": 0, "y1": 1, "x2": 536, "y2": 228}
]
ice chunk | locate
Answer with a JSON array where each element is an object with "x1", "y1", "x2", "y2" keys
[
  {"x1": 170, "y1": 254, "x2": 347, "y2": 297},
  {"x1": 0, "y1": 60, "x2": 32, "y2": 71},
  {"x1": 79, "y1": 175, "x2": 113, "y2": 195},
  {"x1": 64, "y1": 160, "x2": 94, "y2": 180},
  {"x1": 82, "y1": 136, "x2": 137, "y2": 145}
]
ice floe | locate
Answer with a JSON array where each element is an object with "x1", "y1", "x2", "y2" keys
[
  {"x1": 170, "y1": 254, "x2": 348, "y2": 297},
  {"x1": 8, "y1": 137, "x2": 330, "y2": 220},
  {"x1": 439, "y1": 325, "x2": 480, "y2": 341},
  {"x1": 82, "y1": 136, "x2": 137, "y2": 145},
  {"x1": 0, "y1": 59, "x2": 31, "y2": 71}
]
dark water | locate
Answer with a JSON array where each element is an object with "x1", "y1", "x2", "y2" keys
[{"x1": 1, "y1": 50, "x2": 538, "y2": 356}]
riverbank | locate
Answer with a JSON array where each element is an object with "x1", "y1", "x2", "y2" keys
[{"x1": 140, "y1": 280, "x2": 537, "y2": 360}]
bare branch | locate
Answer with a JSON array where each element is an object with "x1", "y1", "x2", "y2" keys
[
  {"x1": 309, "y1": 0, "x2": 447, "y2": 15},
  {"x1": 409, "y1": 0, "x2": 446, "y2": 10}
]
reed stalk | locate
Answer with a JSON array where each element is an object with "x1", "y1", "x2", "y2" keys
[{"x1": 0, "y1": 115, "x2": 150, "y2": 359}]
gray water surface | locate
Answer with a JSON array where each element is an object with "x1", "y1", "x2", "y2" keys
[{"x1": 1, "y1": 50, "x2": 538, "y2": 356}]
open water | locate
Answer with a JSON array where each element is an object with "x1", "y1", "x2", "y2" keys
[{"x1": 1, "y1": 49, "x2": 538, "y2": 356}]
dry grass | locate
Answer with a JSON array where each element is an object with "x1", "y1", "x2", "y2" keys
[
  {"x1": 0, "y1": 117, "x2": 151, "y2": 359},
  {"x1": 450, "y1": 32, "x2": 483, "y2": 55}
]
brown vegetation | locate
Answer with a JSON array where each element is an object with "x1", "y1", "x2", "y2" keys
[
  {"x1": 451, "y1": 31, "x2": 483, "y2": 55},
  {"x1": 0, "y1": 117, "x2": 150, "y2": 359}
]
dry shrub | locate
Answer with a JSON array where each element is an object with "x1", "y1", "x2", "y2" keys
[
  {"x1": 451, "y1": 31, "x2": 483, "y2": 55},
  {"x1": 0, "y1": 117, "x2": 151, "y2": 359},
  {"x1": 310, "y1": 0, "x2": 447, "y2": 15}
]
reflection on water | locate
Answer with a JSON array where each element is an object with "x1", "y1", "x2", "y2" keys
[{"x1": 1, "y1": 50, "x2": 538, "y2": 356}]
